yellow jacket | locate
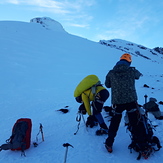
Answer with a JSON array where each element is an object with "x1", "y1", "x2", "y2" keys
[
  {"x1": 81, "y1": 86, "x2": 106, "y2": 115},
  {"x1": 74, "y1": 75, "x2": 106, "y2": 115}
]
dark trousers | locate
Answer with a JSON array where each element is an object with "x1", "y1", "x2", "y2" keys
[
  {"x1": 92, "y1": 89, "x2": 109, "y2": 129},
  {"x1": 105, "y1": 101, "x2": 138, "y2": 146}
]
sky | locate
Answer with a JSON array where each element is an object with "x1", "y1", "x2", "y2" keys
[{"x1": 0, "y1": 0, "x2": 163, "y2": 49}]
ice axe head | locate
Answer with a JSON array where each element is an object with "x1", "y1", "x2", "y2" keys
[{"x1": 63, "y1": 143, "x2": 74, "y2": 148}]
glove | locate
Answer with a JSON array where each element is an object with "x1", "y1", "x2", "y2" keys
[
  {"x1": 75, "y1": 96, "x2": 82, "y2": 103},
  {"x1": 78, "y1": 104, "x2": 86, "y2": 115},
  {"x1": 86, "y1": 115, "x2": 98, "y2": 128}
]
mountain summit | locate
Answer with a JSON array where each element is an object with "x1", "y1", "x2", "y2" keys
[{"x1": 30, "y1": 17, "x2": 67, "y2": 33}]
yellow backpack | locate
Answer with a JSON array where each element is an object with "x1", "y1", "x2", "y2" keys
[{"x1": 74, "y1": 75, "x2": 100, "y2": 97}]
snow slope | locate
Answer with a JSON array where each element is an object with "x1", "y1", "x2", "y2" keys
[
  {"x1": 100, "y1": 39, "x2": 163, "y2": 64},
  {"x1": 0, "y1": 17, "x2": 163, "y2": 163}
]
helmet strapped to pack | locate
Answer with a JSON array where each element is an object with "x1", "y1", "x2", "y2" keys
[{"x1": 120, "y1": 53, "x2": 132, "y2": 62}]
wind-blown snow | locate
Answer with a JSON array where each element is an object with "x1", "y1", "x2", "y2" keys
[{"x1": 0, "y1": 18, "x2": 163, "y2": 163}]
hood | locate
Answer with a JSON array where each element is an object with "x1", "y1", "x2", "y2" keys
[{"x1": 113, "y1": 64, "x2": 130, "y2": 73}]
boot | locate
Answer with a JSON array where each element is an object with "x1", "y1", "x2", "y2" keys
[
  {"x1": 96, "y1": 128, "x2": 108, "y2": 135},
  {"x1": 105, "y1": 144, "x2": 113, "y2": 153}
]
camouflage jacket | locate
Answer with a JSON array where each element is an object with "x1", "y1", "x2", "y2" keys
[{"x1": 105, "y1": 64, "x2": 142, "y2": 104}]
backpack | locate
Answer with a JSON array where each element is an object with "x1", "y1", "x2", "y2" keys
[
  {"x1": 126, "y1": 110, "x2": 161, "y2": 160},
  {"x1": 0, "y1": 118, "x2": 32, "y2": 156},
  {"x1": 74, "y1": 74, "x2": 100, "y2": 98},
  {"x1": 143, "y1": 101, "x2": 160, "y2": 112}
]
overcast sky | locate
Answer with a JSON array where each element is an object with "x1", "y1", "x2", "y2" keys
[{"x1": 0, "y1": 0, "x2": 163, "y2": 48}]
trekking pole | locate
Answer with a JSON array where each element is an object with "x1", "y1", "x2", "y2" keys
[
  {"x1": 33, "y1": 123, "x2": 44, "y2": 147},
  {"x1": 40, "y1": 123, "x2": 44, "y2": 142},
  {"x1": 144, "y1": 95, "x2": 148, "y2": 116},
  {"x1": 81, "y1": 113, "x2": 88, "y2": 132},
  {"x1": 63, "y1": 143, "x2": 74, "y2": 163}
]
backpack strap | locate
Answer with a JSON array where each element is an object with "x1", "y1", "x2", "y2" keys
[
  {"x1": 91, "y1": 81, "x2": 102, "y2": 100},
  {"x1": 137, "y1": 152, "x2": 141, "y2": 160}
]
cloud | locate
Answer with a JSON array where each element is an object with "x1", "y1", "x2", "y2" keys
[
  {"x1": 93, "y1": 29, "x2": 127, "y2": 42},
  {"x1": 0, "y1": 0, "x2": 19, "y2": 4},
  {"x1": 68, "y1": 23, "x2": 89, "y2": 28},
  {"x1": 0, "y1": 0, "x2": 67, "y2": 13},
  {"x1": 1, "y1": 0, "x2": 95, "y2": 13},
  {"x1": 1, "y1": 0, "x2": 95, "y2": 25}
]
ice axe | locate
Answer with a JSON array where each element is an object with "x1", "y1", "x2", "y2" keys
[{"x1": 63, "y1": 143, "x2": 74, "y2": 163}]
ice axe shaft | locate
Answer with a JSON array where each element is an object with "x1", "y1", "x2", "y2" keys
[
  {"x1": 64, "y1": 147, "x2": 68, "y2": 163},
  {"x1": 63, "y1": 143, "x2": 74, "y2": 163}
]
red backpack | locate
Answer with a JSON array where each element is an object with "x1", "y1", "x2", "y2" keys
[
  {"x1": 0, "y1": 118, "x2": 32, "y2": 156},
  {"x1": 10, "y1": 118, "x2": 32, "y2": 151}
]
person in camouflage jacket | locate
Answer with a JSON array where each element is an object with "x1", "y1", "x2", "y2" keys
[{"x1": 104, "y1": 53, "x2": 142, "y2": 153}]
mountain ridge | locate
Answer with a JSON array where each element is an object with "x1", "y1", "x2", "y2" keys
[{"x1": 99, "y1": 39, "x2": 163, "y2": 63}]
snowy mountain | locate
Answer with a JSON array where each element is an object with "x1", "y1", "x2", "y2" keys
[
  {"x1": 99, "y1": 39, "x2": 163, "y2": 64},
  {"x1": 30, "y1": 17, "x2": 67, "y2": 33},
  {"x1": 153, "y1": 47, "x2": 163, "y2": 55},
  {"x1": 0, "y1": 17, "x2": 163, "y2": 163}
]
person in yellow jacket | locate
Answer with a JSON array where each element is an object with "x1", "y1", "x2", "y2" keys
[{"x1": 74, "y1": 75, "x2": 109, "y2": 135}]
